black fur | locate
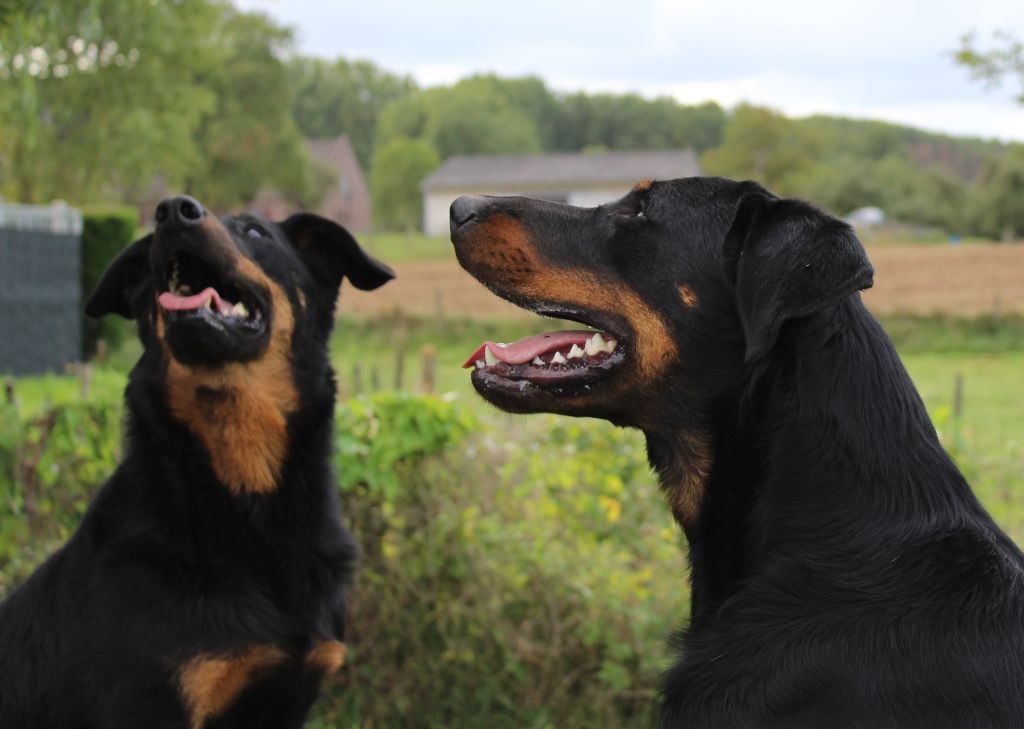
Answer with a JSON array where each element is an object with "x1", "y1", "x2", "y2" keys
[
  {"x1": 0, "y1": 200, "x2": 393, "y2": 728},
  {"x1": 450, "y1": 178, "x2": 1024, "y2": 728}
]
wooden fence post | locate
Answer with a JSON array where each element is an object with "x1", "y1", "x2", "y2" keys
[
  {"x1": 394, "y1": 346, "x2": 405, "y2": 391},
  {"x1": 352, "y1": 363, "x2": 363, "y2": 396},
  {"x1": 420, "y1": 344, "x2": 437, "y2": 394}
]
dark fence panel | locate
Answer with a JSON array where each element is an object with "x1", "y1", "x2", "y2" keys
[{"x1": 0, "y1": 203, "x2": 83, "y2": 375}]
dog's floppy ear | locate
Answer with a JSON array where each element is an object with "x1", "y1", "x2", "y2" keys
[
  {"x1": 279, "y1": 213, "x2": 395, "y2": 294},
  {"x1": 727, "y1": 193, "x2": 873, "y2": 362},
  {"x1": 84, "y1": 234, "x2": 154, "y2": 320}
]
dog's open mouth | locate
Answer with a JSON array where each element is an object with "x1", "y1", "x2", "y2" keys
[
  {"x1": 157, "y1": 249, "x2": 270, "y2": 365},
  {"x1": 463, "y1": 308, "x2": 627, "y2": 393},
  {"x1": 157, "y1": 250, "x2": 264, "y2": 334}
]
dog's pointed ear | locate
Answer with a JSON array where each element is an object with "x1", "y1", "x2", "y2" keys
[
  {"x1": 726, "y1": 193, "x2": 873, "y2": 362},
  {"x1": 279, "y1": 213, "x2": 395, "y2": 294},
  {"x1": 84, "y1": 234, "x2": 154, "y2": 320}
]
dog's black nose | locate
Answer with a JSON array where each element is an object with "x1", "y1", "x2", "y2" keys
[
  {"x1": 155, "y1": 196, "x2": 206, "y2": 228},
  {"x1": 450, "y1": 195, "x2": 489, "y2": 232}
]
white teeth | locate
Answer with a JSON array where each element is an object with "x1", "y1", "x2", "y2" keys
[
  {"x1": 532, "y1": 356, "x2": 545, "y2": 366},
  {"x1": 605, "y1": 338, "x2": 617, "y2": 352},
  {"x1": 203, "y1": 296, "x2": 214, "y2": 310},
  {"x1": 231, "y1": 302, "x2": 248, "y2": 317},
  {"x1": 567, "y1": 344, "x2": 584, "y2": 359},
  {"x1": 179, "y1": 285, "x2": 191, "y2": 295},
  {"x1": 475, "y1": 359, "x2": 485, "y2": 369},
  {"x1": 550, "y1": 351, "x2": 566, "y2": 364},
  {"x1": 484, "y1": 346, "x2": 499, "y2": 366}
]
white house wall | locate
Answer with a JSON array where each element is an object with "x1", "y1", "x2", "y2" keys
[{"x1": 424, "y1": 186, "x2": 631, "y2": 235}]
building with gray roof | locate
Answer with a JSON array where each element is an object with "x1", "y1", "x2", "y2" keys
[{"x1": 420, "y1": 149, "x2": 700, "y2": 235}]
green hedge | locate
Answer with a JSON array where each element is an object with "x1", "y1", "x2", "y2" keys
[{"x1": 80, "y1": 207, "x2": 140, "y2": 359}]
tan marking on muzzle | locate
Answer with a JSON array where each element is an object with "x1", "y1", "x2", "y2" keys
[
  {"x1": 633, "y1": 179, "x2": 653, "y2": 192},
  {"x1": 161, "y1": 256, "x2": 299, "y2": 495},
  {"x1": 678, "y1": 284, "x2": 699, "y2": 309},
  {"x1": 465, "y1": 215, "x2": 677, "y2": 383},
  {"x1": 179, "y1": 645, "x2": 287, "y2": 729}
]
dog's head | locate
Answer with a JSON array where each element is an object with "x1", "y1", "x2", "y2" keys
[
  {"x1": 451, "y1": 178, "x2": 872, "y2": 518},
  {"x1": 86, "y1": 196, "x2": 393, "y2": 493},
  {"x1": 87, "y1": 196, "x2": 393, "y2": 364}
]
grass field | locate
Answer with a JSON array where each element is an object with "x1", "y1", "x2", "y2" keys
[{"x1": 11, "y1": 314, "x2": 1021, "y2": 543}]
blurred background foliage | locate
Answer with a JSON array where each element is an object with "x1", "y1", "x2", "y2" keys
[{"x1": 2, "y1": 2, "x2": 1023, "y2": 238}]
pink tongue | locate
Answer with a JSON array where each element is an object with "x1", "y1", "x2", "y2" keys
[
  {"x1": 462, "y1": 331, "x2": 594, "y2": 368},
  {"x1": 157, "y1": 287, "x2": 234, "y2": 315}
]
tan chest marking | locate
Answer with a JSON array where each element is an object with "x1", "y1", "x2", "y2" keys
[
  {"x1": 162, "y1": 259, "x2": 298, "y2": 494},
  {"x1": 178, "y1": 646, "x2": 287, "y2": 729},
  {"x1": 665, "y1": 434, "x2": 713, "y2": 526}
]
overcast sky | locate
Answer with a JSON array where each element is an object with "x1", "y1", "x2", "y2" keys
[{"x1": 236, "y1": 0, "x2": 1024, "y2": 142}]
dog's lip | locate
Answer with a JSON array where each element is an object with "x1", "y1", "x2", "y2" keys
[{"x1": 464, "y1": 303, "x2": 629, "y2": 391}]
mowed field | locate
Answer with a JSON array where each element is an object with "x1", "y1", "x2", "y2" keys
[{"x1": 344, "y1": 242, "x2": 1024, "y2": 319}]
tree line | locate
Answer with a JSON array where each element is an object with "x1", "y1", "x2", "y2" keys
[{"x1": 1, "y1": 1, "x2": 1022, "y2": 238}]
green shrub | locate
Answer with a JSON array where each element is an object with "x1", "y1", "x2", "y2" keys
[
  {"x1": 0, "y1": 402, "x2": 122, "y2": 596},
  {"x1": 325, "y1": 394, "x2": 684, "y2": 729},
  {"x1": 80, "y1": 207, "x2": 140, "y2": 358}
]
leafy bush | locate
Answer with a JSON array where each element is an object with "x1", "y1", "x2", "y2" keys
[
  {"x1": 80, "y1": 207, "x2": 139, "y2": 358},
  {"x1": 324, "y1": 396, "x2": 684, "y2": 729},
  {"x1": 0, "y1": 402, "x2": 122, "y2": 595}
]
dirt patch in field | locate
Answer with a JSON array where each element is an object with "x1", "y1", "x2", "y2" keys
[{"x1": 340, "y1": 244, "x2": 1024, "y2": 319}]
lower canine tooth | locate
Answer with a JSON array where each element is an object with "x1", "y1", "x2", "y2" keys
[
  {"x1": 475, "y1": 359, "x2": 485, "y2": 369},
  {"x1": 550, "y1": 351, "x2": 566, "y2": 364},
  {"x1": 204, "y1": 296, "x2": 214, "y2": 310},
  {"x1": 484, "y1": 346, "x2": 499, "y2": 366}
]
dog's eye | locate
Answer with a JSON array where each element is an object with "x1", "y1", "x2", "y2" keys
[
  {"x1": 609, "y1": 201, "x2": 645, "y2": 221},
  {"x1": 244, "y1": 224, "x2": 267, "y2": 240}
]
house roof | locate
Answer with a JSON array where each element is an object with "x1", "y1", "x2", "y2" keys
[{"x1": 422, "y1": 149, "x2": 701, "y2": 191}]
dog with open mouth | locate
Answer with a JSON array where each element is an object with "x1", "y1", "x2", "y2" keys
[
  {"x1": 0, "y1": 196, "x2": 393, "y2": 728},
  {"x1": 450, "y1": 178, "x2": 1024, "y2": 729}
]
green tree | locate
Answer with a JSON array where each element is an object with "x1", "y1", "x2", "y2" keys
[
  {"x1": 954, "y1": 31, "x2": 1024, "y2": 104},
  {"x1": 554, "y1": 94, "x2": 725, "y2": 153},
  {"x1": 0, "y1": 0, "x2": 219, "y2": 203},
  {"x1": 288, "y1": 56, "x2": 416, "y2": 168},
  {"x1": 376, "y1": 77, "x2": 544, "y2": 160},
  {"x1": 700, "y1": 104, "x2": 809, "y2": 193},
  {"x1": 0, "y1": 1, "x2": 313, "y2": 210},
  {"x1": 966, "y1": 144, "x2": 1024, "y2": 240},
  {"x1": 370, "y1": 137, "x2": 440, "y2": 230},
  {"x1": 185, "y1": 7, "x2": 314, "y2": 211}
]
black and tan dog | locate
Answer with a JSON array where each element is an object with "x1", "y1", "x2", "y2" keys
[
  {"x1": 0, "y1": 196, "x2": 393, "y2": 728},
  {"x1": 451, "y1": 178, "x2": 1024, "y2": 728}
]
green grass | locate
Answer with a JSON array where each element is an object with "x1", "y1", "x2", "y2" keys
[
  {"x1": 359, "y1": 231, "x2": 453, "y2": 264},
  {"x1": 8, "y1": 314, "x2": 1023, "y2": 542}
]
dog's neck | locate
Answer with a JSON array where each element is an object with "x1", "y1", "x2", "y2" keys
[
  {"x1": 648, "y1": 298, "x2": 987, "y2": 622},
  {"x1": 122, "y1": 348, "x2": 336, "y2": 500}
]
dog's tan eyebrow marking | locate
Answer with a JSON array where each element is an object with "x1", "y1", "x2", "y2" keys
[
  {"x1": 679, "y1": 284, "x2": 699, "y2": 309},
  {"x1": 305, "y1": 640, "x2": 347, "y2": 675},
  {"x1": 179, "y1": 646, "x2": 288, "y2": 729},
  {"x1": 633, "y1": 179, "x2": 653, "y2": 192}
]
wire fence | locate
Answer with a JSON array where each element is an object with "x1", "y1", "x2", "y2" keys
[{"x1": 0, "y1": 202, "x2": 83, "y2": 375}]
